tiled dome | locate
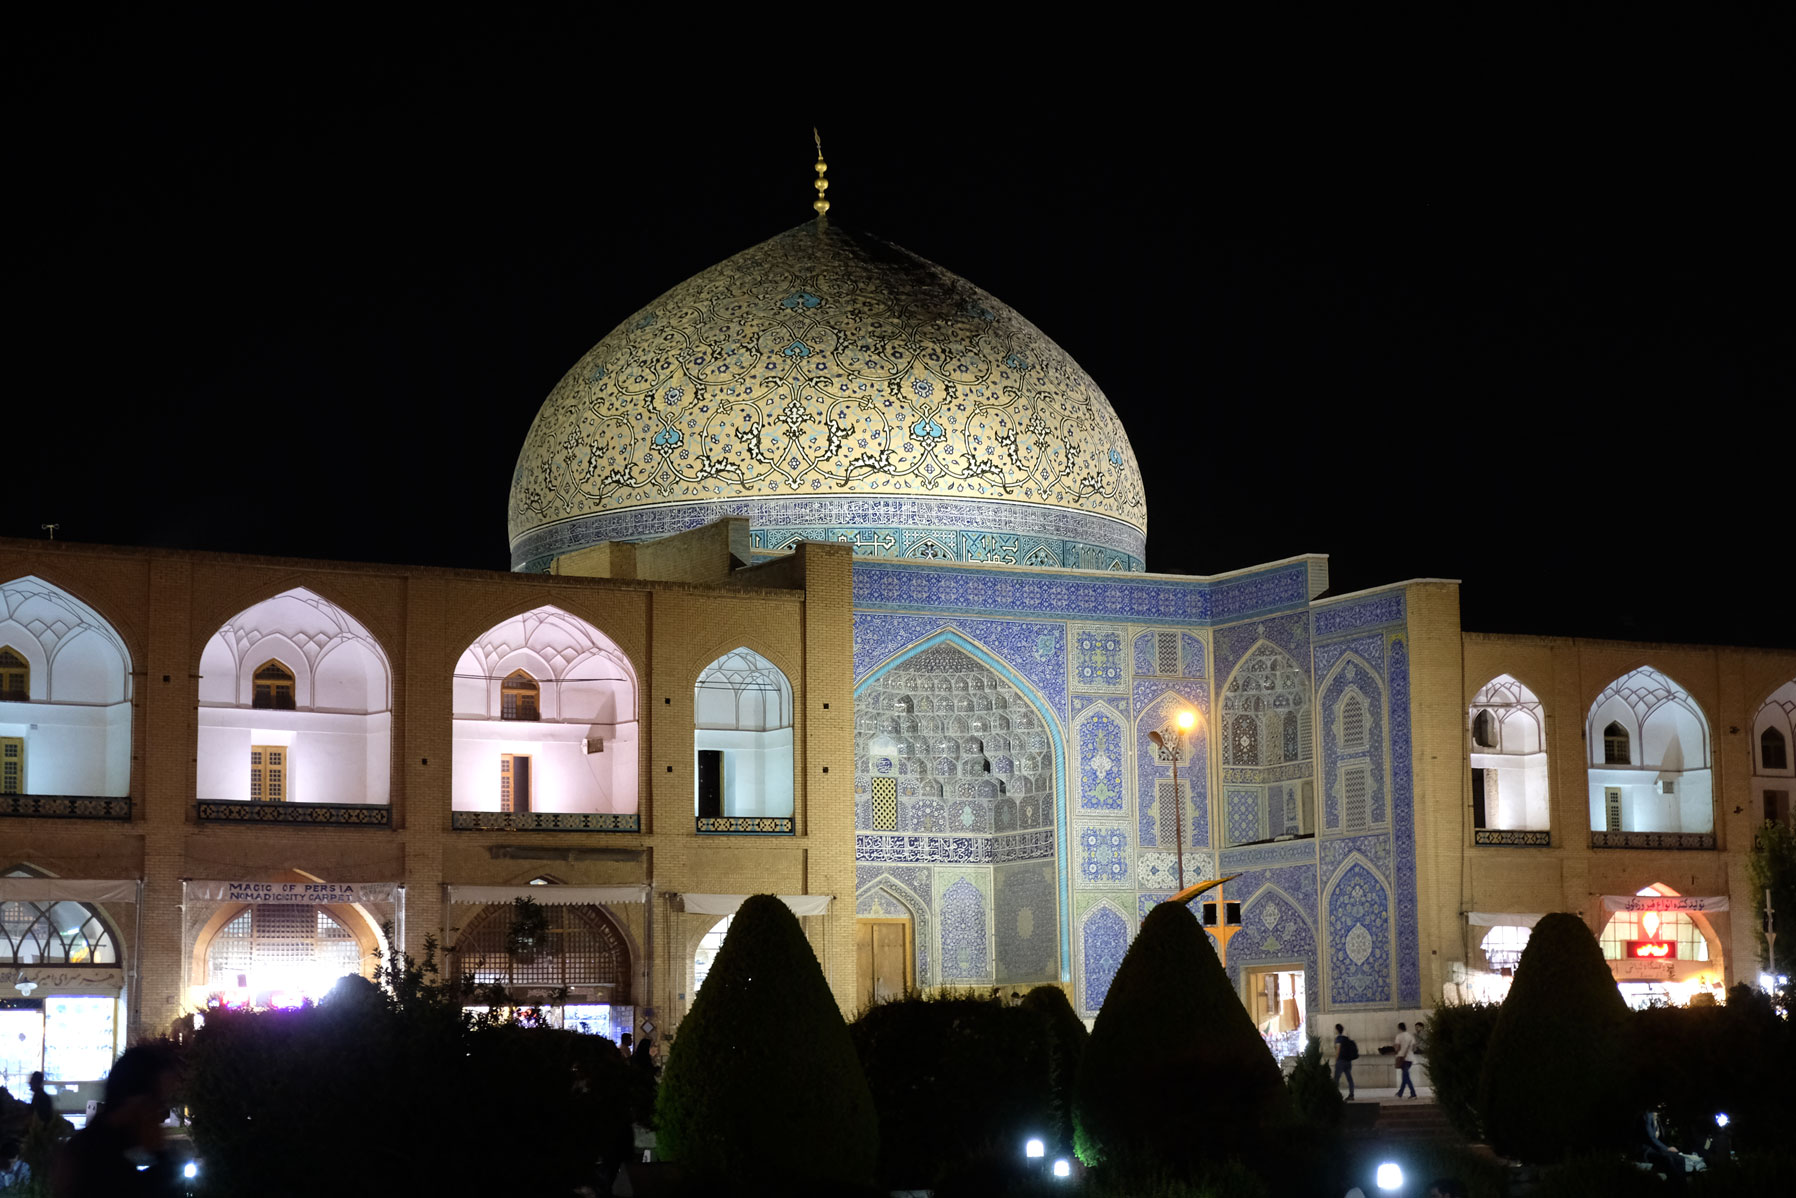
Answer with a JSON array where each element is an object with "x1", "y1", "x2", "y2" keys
[{"x1": 509, "y1": 222, "x2": 1146, "y2": 572}]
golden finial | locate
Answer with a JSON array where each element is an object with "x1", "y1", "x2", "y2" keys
[{"x1": 812, "y1": 127, "x2": 830, "y2": 218}]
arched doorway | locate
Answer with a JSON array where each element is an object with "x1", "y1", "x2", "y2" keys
[
  {"x1": 1, "y1": 866, "x2": 127, "y2": 1087},
  {"x1": 453, "y1": 899, "x2": 632, "y2": 1038},
  {"x1": 1599, "y1": 884, "x2": 1725, "y2": 1008},
  {"x1": 200, "y1": 904, "x2": 369, "y2": 1007}
]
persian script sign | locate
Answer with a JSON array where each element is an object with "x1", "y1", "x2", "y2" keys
[
  {"x1": 186, "y1": 881, "x2": 398, "y2": 905},
  {"x1": 1602, "y1": 894, "x2": 1729, "y2": 914}
]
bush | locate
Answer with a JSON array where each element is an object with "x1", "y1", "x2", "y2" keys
[
  {"x1": 1477, "y1": 912, "x2": 1633, "y2": 1164},
  {"x1": 1072, "y1": 901, "x2": 1288, "y2": 1173},
  {"x1": 850, "y1": 991, "x2": 1053, "y2": 1188},
  {"x1": 1421, "y1": 1001, "x2": 1503, "y2": 1142},
  {"x1": 656, "y1": 894, "x2": 877, "y2": 1189},
  {"x1": 1631, "y1": 986, "x2": 1796, "y2": 1155},
  {"x1": 1020, "y1": 984, "x2": 1089, "y2": 1153},
  {"x1": 1286, "y1": 1034, "x2": 1343, "y2": 1128},
  {"x1": 183, "y1": 937, "x2": 638, "y2": 1196}
]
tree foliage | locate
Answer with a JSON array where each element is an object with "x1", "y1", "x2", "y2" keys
[
  {"x1": 183, "y1": 936, "x2": 640, "y2": 1197},
  {"x1": 1748, "y1": 819, "x2": 1796, "y2": 982},
  {"x1": 1420, "y1": 1001, "x2": 1503, "y2": 1143},
  {"x1": 1072, "y1": 901, "x2": 1287, "y2": 1172},
  {"x1": 1284, "y1": 1034, "x2": 1343, "y2": 1128},
  {"x1": 655, "y1": 895, "x2": 877, "y2": 1189},
  {"x1": 1477, "y1": 912, "x2": 1633, "y2": 1163}
]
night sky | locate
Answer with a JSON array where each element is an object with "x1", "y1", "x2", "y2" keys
[{"x1": 13, "y1": 16, "x2": 1790, "y2": 646}]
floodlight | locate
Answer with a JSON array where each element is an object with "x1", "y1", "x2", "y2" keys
[
  {"x1": 184, "y1": 1161, "x2": 199, "y2": 1180},
  {"x1": 1715, "y1": 1112, "x2": 1729, "y2": 1127},
  {"x1": 1053, "y1": 1159, "x2": 1072, "y2": 1179},
  {"x1": 1376, "y1": 1161, "x2": 1403, "y2": 1190},
  {"x1": 1025, "y1": 1138, "x2": 1045, "y2": 1159}
]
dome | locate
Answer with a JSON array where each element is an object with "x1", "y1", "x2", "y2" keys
[{"x1": 509, "y1": 222, "x2": 1147, "y2": 572}]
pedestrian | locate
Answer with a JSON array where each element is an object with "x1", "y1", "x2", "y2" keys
[
  {"x1": 1333, "y1": 1023, "x2": 1355, "y2": 1100},
  {"x1": 630, "y1": 1034, "x2": 655, "y2": 1074},
  {"x1": 1393, "y1": 1022, "x2": 1417, "y2": 1098},
  {"x1": 53, "y1": 1042, "x2": 181, "y2": 1196},
  {"x1": 618, "y1": 1031, "x2": 634, "y2": 1059},
  {"x1": 28, "y1": 1071, "x2": 55, "y2": 1127}
]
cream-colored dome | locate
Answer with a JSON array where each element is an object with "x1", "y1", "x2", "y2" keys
[{"x1": 509, "y1": 223, "x2": 1147, "y2": 572}]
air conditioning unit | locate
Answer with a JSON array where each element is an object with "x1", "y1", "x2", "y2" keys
[
  {"x1": 582, "y1": 737, "x2": 605, "y2": 755},
  {"x1": 1656, "y1": 778, "x2": 1677, "y2": 795}
]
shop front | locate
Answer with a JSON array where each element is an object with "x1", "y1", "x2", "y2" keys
[
  {"x1": 0, "y1": 874, "x2": 139, "y2": 1097},
  {"x1": 1599, "y1": 889, "x2": 1727, "y2": 1008},
  {"x1": 182, "y1": 880, "x2": 401, "y2": 1010}
]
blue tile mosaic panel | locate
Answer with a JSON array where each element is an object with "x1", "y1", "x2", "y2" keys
[
  {"x1": 995, "y1": 861, "x2": 1059, "y2": 984},
  {"x1": 1080, "y1": 903, "x2": 1131, "y2": 1015},
  {"x1": 940, "y1": 877, "x2": 990, "y2": 982},
  {"x1": 1326, "y1": 859, "x2": 1392, "y2": 1005},
  {"x1": 1390, "y1": 638, "x2": 1420, "y2": 1006},
  {"x1": 1073, "y1": 625, "x2": 1127, "y2": 692},
  {"x1": 1076, "y1": 705, "x2": 1127, "y2": 812},
  {"x1": 1078, "y1": 824, "x2": 1132, "y2": 886}
]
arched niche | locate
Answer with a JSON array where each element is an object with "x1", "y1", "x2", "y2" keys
[
  {"x1": 453, "y1": 900, "x2": 631, "y2": 1003},
  {"x1": 1585, "y1": 668, "x2": 1713, "y2": 840},
  {"x1": 1468, "y1": 674, "x2": 1550, "y2": 833},
  {"x1": 196, "y1": 588, "x2": 393, "y2": 806},
  {"x1": 1751, "y1": 680, "x2": 1796, "y2": 825},
  {"x1": 0, "y1": 576, "x2": 134, "y2": 797},
  {"x1": 694, "y1": 647, "x2": 793, "y2": 821},
  {"x1": 452, "y1": 607, "x2": 640, "y2": 817}
]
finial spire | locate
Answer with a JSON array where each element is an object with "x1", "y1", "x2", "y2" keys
[{"x1": 812, "y1": 128, "x2": 830, "y2": 219}]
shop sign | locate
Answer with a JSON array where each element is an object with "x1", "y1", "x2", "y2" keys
[
  {"x1": 1602, "y1": 894, "x2": 1728, "y2": 914},
  {"x1": 186, "y1": 881, "x2": 398, "y2": 904},
  {"x1": 1613, "y1": 957, "x2": 1681, "y2": 980},
  {"x1": 1628, "y1": 940, "x2": 1677, "y2": 959}
]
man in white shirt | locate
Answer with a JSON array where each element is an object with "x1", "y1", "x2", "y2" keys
[{"x1": 1393, "y1": 1022, "x2": 1418, "y2": 1098}]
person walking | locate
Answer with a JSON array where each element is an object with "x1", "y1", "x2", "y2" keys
[
  {"x1": 1333, "y1": 1023, "x2": 1356, "y2": 1100},
  {"x1": 1392, "y1": 1022, "x2": 1417, "y2": 1098}
]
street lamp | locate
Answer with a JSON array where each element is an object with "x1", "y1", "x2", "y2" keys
[{"x1": 1147, "y1": 709, "x2": 1199, "y2": 890}]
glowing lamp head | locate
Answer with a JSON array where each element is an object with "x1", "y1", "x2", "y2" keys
[
  {"x1": 1716, "y1": 1112, "x2": 1730, "y2": 1127},
  {"x1": 1375, "y1": 1161, "x2": 1403, "y2": 1190},
  {"x1": 1052, "y1": 1159, "x2": 1072, "y2": 1179},
  {"x1": 1176, "y1": 709, "x2": 1197, "y2": 732},
  {"x1": 183, "y1": 1161, "x2": 199, "y2": 1180},
  {"x1": 1642, "y1": 911, "x2": 1662, "y2": 940},
  {"x1": 1025, "y1": 1138, "x2": 1045, "y2": 1159}
]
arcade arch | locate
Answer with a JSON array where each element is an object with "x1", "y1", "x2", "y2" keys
[
  {"x1": 1598, "y1": 883, "x2": 1724, "y2": 1008},
  {"x1": 197, "y1": 588, "x2": 392, "y2": 806},
  {"x1": 1751, "y1": 680, "x2": 1796, "y2": 827},
  {"x1": 1468, "y1": 675, "x2": 1549, "y2": 835},
  {"x1": 0, "y1": 576, "x2": 133, "y2": 798},
  {"x1": 1585, "y1": 667, "x2": 1713, "y2": 843},
  {"x1": 694, "y1": 647, "x2": 793, "y2": 823},
  {"x1": 452, "y1": 607, "x2": 639, "y2": 818}
]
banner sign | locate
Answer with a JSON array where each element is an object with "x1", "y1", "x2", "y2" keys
[
  {"x1": 1627, "y1": 940, "x2": 1678, "y2": 959},
  {"x1": 185, "y1": 881, "x2": 399, "y2": 905},
  {"x1": 1602, "y1": 895, "x2": 1728, "y2": 914}
]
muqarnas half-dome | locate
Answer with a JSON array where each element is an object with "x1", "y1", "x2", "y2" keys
[{"x1": 509, "y1": 222, "x2": 1148, "y2": 572}]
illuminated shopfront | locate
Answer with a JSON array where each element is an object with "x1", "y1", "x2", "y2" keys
[
  {"x1": 1599, "y1": 886, "x2": 1726, "y2": 1008},
  {"x1": 1, "y1": 872, "x2": 134, "y2": 1089}
]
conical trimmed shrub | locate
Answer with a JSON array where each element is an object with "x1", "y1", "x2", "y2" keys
[
  {"x1": 1477, "y1": 911, "x2": 1633, "y2": 1163},
  {"x1": 1020, "y1": 984, "x2": 1089, "y2": 1154},
  {"x1": 656, "y1": 895, "x2": 878, "y2": 1187},
  {"x1": 1072, "y1": 901, "x2": 1287, "y2": 1170}
]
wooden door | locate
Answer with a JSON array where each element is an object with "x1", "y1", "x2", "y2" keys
[
  {"x1": 855, "y1": 917, "x2": 912, "y2": 1008},
  {"x1": 501, "y1": 753, "x2": 531, "y2": 813}
]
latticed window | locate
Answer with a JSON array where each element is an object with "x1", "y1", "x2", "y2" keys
[
  {"x1": 501, "y1": 670, "x2": 540, "y2": 721},
  {"x1": 1, "y1": 738, "x2": 21, "y2": 794},
  {"x1": 455, "y1": 902, "x2": 628, "y2": 998},
  {"x1": 252, "y1": 660, "x2": 296, "y2": 710},
  {"x1": 204, "y1": 906, "x2": 362, "y2": 991},
  {"x1": 1603, "y1": 721, "x2": 1630, "y2": 765},
  {"x1": 1340, "y1": 694, "x2": 1368, "y2": 752},
  {"x1": 1, "y1": 896, "x2": 119, "y2": 965},
  {"x1": 1763, "y1": 727, "x2": 1789, "y2": 771},
  {"x1": 1156, "y1": 633, "x2": 1179, "y2": 677},
  {"x1": 1157, "y1": 778, "x2": 1183, "y2": 847},
  {"x1": 0, "y1": 646, "x2": 28, "y2": 702},
  {"x1": 1341, "y1": 763, "x2": 1371, "y2": 831},
  {"x1": 250, "y1": 746, "x2": 287, "y2": 801}
]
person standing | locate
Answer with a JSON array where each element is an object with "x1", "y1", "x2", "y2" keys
[
  {"x1": 1393, "y1": 1022, "x2": 1417, "y2": 1098},
  {"x1": 27, "y1": 1072, "x2": 55, "y2": 1127},
  {"x1": 1333, "y1": 1023, "x2": 1355, "y2": 1100}
]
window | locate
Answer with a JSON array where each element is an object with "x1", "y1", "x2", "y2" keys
[
  {"x1": 1342, "y1": 763, "x2": 1371, "y2": 830},
  {"x1": 1, "y1": 738, "x2": 22, "y2": 795},
  {"x1": 500, "y1": 753, "x2": 531, "y2": 813},
  {"x1": 1156, "y1": 633, "x2": 1179, "y2": 677},
  {"x1": 501, "y1": 670, "x2": 540, "y2": 721},
  {"x1": 1604, "y1": 786, "x2": 1622, "y2": 831},
  {"x1": 1603, "y1": 721, "x2": 1629, "y2": 765},
  {"x1": 1157, "y1": 777, "x2": 1184, "y2": 847},
  {"x1": 1340, "y1": 694, "x2": 1368, "y2": 752},
  {"x1": 1766, "y1": 790, "x2": 1790, "y2": 825},
  {"x1": 1471, "y1": 768, "x2": 1489, "y2": 828},
  {"x1": 252, "y1": 660, "x2": 296, "y2": 710},
  {"x1": 871, "y1": 777, "x2": 897, "y2": 831},
  {"x1": 0, "y1": 646, "x2": 27, "y2": 701},
  {"x1": 1472, "y1": 710, "x2": 1497, "y2": 750},
  {"x1": 249, "y1": 746, "x2": 287, "y2": 801},
  {"x1": 1480, "y1": 925, "x2": 1531, "y2": 975},
  {"x1": 1763, "y1": 727, "x2": 1789, "y2": 771}
]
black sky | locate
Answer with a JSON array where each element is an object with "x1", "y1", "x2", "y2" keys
[{"x1": 11, "y1": 13, "x2": 1792, "y2": 646}]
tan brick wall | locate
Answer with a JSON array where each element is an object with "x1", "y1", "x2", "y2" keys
[{"x1": 0, "y1": 535, "x2": 856, "y2": 1045}]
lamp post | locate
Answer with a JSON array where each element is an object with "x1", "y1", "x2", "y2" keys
[{"x1": 1147, "y1": 709, "x2": 1199, "y2": 890}]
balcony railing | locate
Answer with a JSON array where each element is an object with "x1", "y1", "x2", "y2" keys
[
  {"x1": 197, "y1": 800, "x2": 390, "y2": 826},
  {"x1": 0, "y1": 794, "x2": 132, "y2": 820},
  {"x1": 452, "y1": 810, "x2": 641, "y2": 832},
  {"x1": 697, "y1": 815, "x2": 794, "y2": 835},
  {"x1": 1589, "y1": 830, "x2": 1715, "y2": 851},
  {"x1": 1473, "y1": 828, "x2": 1551, "y2": 847}
]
